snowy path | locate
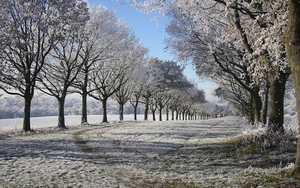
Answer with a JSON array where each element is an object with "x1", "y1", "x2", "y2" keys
[
  {"x1": 72, "y1": 117, "x2": 243, "y2": 187},
  {"x1": 0, "y1": 117, "x2": 249, "y2": 187}
]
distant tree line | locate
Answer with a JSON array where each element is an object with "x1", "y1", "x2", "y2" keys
[{"x1": 0, "y1": 95, "x2": 234, "y2": 120}]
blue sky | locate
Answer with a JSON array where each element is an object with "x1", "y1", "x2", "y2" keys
[{"x1": 88, "y1": 0, "x2": 216, "y2": 101}]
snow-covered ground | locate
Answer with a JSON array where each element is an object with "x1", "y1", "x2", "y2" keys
[
  {"x1": 0, "y1": 114, "x2": 153, "y2": 132},
  {"x1": 0, "y1": 116, "x2": 298, "y2": 187}
]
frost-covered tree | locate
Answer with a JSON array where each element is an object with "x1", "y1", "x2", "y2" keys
[
  {"x1": 129, "y1": 59, "x2": 148, "y2": 121},
  {"x1": 124, "y1": 0, "x2": 300, "y2": 177},
  {"x1": 72, "y1": 6, "x2": 125, "y2": 125},
  {"x1": 149, "y1": 97, "x2": 157, "y2": 121},
  {"x1": 113, "y1": 76, "x2": 135, "y2": 121},
  {"x1": 140, "y1": 57, "x2": 192, "y2": 120},
  {"x1": 139, "y1": 57, "x2": 164, "y2": 121},
  {"x1": 0, "y1": 0, "x2": 89, "y2": 131},
  {"x1": 153, "y1": 90, "x2": 172, "y2": 121},
  {"x1": 168, "y1": 90, "x2": 185, "y2": 120},
  {"x1": 88, "y1": 22, "x2": 146, "y2": 123},
  {"x1": 182, "y1": 86, "x2": 206, "y2": 120},
  {"x1": 37, "y1": 17, "x2": 88, "y2": 128},
  {"x1": 224, "y1": 1, "x2": 290, "y2": 132},
  {"x1": 214, "y1": 81, "x2": 250, "y2": 119},
  {"x1": 132, "y1": 0, "x2": 289, "y2": 130},
  {"x1": 165, "y1": 3, "x2": 262, "y2": 123},
  {"x1": 284, "y1": 0, "x2": 300, "y2": 178}
]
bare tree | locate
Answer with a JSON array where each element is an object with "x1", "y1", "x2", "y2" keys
[
  {"x1": 113, "y1": 77, "x2": 135, "y2": 121},
  {"x1": 72, "y1": 6, "x2": 122, "y2": 125},
  {"x1": 89, "y1": 42, "x2": 146, "y2": 123},
  {"x1": 37, "y1": 29, "x2": 87, "y2": 128},
  {"x1": 0, "y1": 0, "x2": 89, "y2": 131}
]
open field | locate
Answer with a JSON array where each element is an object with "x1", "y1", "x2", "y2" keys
[
  {"x1": 0, "y1": 116, "x2": 299, "y2": 187},
  {"x1": 0, "y1": 114, "x2": 152, "y2": 132}
]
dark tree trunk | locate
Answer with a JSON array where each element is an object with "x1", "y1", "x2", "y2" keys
[
  {"x1": 131, "y1": 98, "x2": 139, "y2": 121},
  {"x1": 144, "y1": 98, "x2": 149, "y2": 121},
  {"x1": 57, "y1": 97, "x2": 66, "y2": 129},
  {"x1": 248, "y1": 93, "x2": 254, "y2": 123},
  {"x1": 171, "y1": 111, "x2": 174, "y2": 120},
  {"x1": 261, "y1": 83, "x2": 269, "y2": 126},
  {"x1": 252, "y1": 87, "x2": 262, "y2": 124},
  {"x1": 159, "y1": 108, "x2": 162, "y2": 121},
  {"x1": 152, "y1": 110, "x2": 156, "y2": 121},
  {"x1": 23, "y1": 89, "x2": 33, "y2": 132},
  {"x1": 81, "y1": 90, "x2": 88, "y2": 125},
  {"x1": 119, "y1": 102, "x2": 124, "y2": 121},
  {"x1": 102, "y1": 98, "x2": 108, "y2": 123},
  {"x1": 133, "y1": 106, "x2": 138, "y2": 121},
  {"x1": 268, "y1": 71, "x2": 288, "y2": 133},
  {"x1": 284, "y1": 0, "x2": 300, "y2": 176},
  {"x1": 81, "y1": 66, "x2": 89, "y2": 125}
]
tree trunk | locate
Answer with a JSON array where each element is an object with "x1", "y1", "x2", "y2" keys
[
  {"x1": 23, "y1": 90, "x2": 33, "y2": 132},
  {"x1": 57, "y1": 97, "x2": 66, "y2": 129},
  {"x1": 81, "y1": 90, "x2": 88, "y2": 125},
  {"x1": 81, "y1": 66, "x2": 89, "y2": 125},
  {"x1": 119, "y1": 102, "x2": 124, "y2": 121},
  {"x1": 152, "y1": 110, "x2": 156, "y2": 121},
  {"x1": 159, "y1": 108, "x2": 162, "y2": 121},
  {"x1": 268, "y1": 71, "x2": 287, "y2": 133},
  {"x1": 252, "y1": 87, "x2": 262, "y2": 124},
  {"x1": 247, "y1": 93, "x2": 254, "y2": 122},
  {"x1": 261, "y1": 83, "x2": 269, "y2": 126},
  {"x1": 171, "y1": 111, "x2": 174, "y2": 120},
  {"x1": 102, "y1": 98, "x2": 108, "y2": 123},
  {"x1": 284, "y1": 0, "x2": 300, "y2": 177},
  {"x1": 133, "y1": 105, "x2": 137, "y2": 121},
  {"x1": 144, "y1": 98, "x2": 149, "y2": 121}
]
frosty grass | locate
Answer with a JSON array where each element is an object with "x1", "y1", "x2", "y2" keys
[{"x1": 0, "y1": 116, "x2": 299, "y2": 187}]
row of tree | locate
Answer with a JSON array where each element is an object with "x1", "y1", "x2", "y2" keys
[
  {"x1": 0, "y1": 0, "x2": 210, "y2": 132},
  {"x1": 124, "y1": 0, "x2": 300, "y2": 178},
  {"x1": 0, "y1": 96, "x2": 111, "y2": 119},
  {"x1": 0, "y1": 94, "x2": 231, "y2": 121}
]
